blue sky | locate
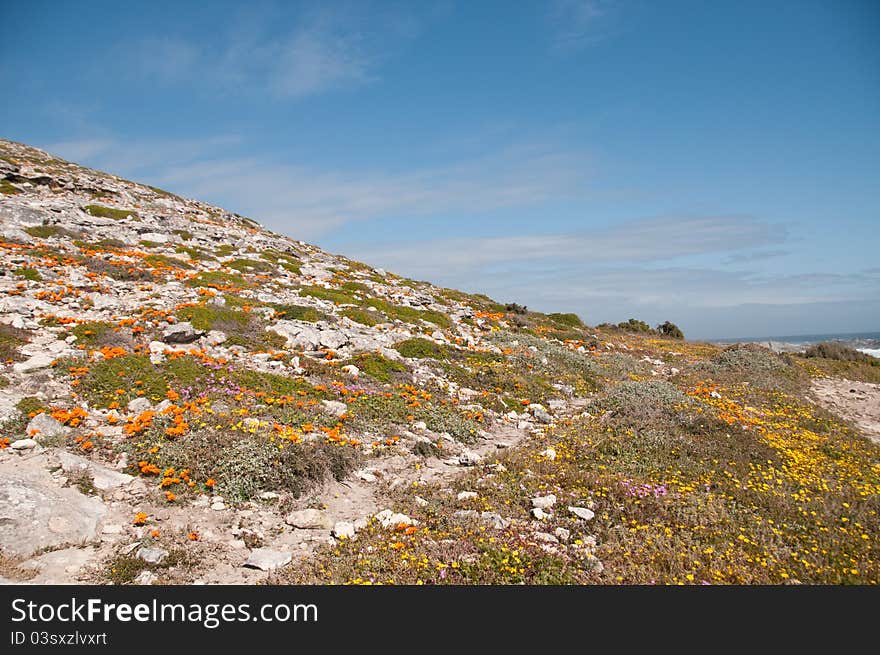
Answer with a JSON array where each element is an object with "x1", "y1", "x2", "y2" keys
[{"x1": 2, "y1": 0, "x2": 878, "y2": 339}]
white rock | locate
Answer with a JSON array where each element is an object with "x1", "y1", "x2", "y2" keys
[
  {"x1": 568, "y1": 506, "x2": 595, "y2": 521},
  {"x1": 11, "y1": 438, "x2": 38, "y2": 451},
  {"x1": 321, "y1": 400, "x2": 348, "y2": 417},
  {"x1": 243, "y1": 548, "x2": 292, "y2": 571},
  {"x1": 137, "y1": 547, "x2": 168, "y2": 565},
  {"x1": 457, "y1": 491, "x2": 478, "y2": 501},
  {"x1": 26, "y1": 413, "x2": 66, "y2": 439},
  {"x1": 414, "y1": 496, "x2": 428, "y2": 507},
  {"x1": 332, "y1": 521, "x2": 356, "y2": 539},
  {"x1": 458, "y1": 450, "x2": 482, "y2": 466},
  {"x1": 162, "y1": 322, "x2": 202, "y2": 344},
  {"x1": 531, "y1": 507, "x2": 550, "y2": 521},
  {"x1": 13, "y1": 352, "x2": 55, "y2": 373},
  {"x1": 554, "y1": 527, "x2": 571, "y2": 542},
  {"x1": 285, "y1": 508, "x2": 332, "y2": 529},
  {"x1": 356, "y1": 470, "x2": 377, "y2": 483},
  {"x1": 540, "y1": 447, "x2": 557, "y2": 461},
  {"x1": 206, "y1": 330, "x2": 227, "y2": 345},
  {"x1": 134, "y1": 570, "x2": 158, "y2": 585},
  {"x1": 531, "y1": 494, "x2": 557, "y2": 509},
  {"x1": 127, "y1": 397, "x2": 153, "y2": 413},
  {"x1": 374, "y1": 509, "x2": 418, "y2": 529},
  {"x1": 533, "y1": 531, "x2": 559, "y2": 543}
]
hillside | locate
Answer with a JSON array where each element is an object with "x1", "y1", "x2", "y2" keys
[{"x1": 1, "y1": 138, "x2": 878, "y2": 585}]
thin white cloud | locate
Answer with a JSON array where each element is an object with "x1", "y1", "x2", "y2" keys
[
  {"x1": 346, "y1": 215, "x2": 785, "y2": 279},
  {"x1": 148, "y1": 143, "x2": 589, "y2": 238},
  {"x1": 271, "y1": 29, "x2": 372, "y2": 97},
  {"x1": 40, "y1": 135, "x2": 590, "y2": 240},
  {"x1": 120, "y1": 6, "x2": 416, "y2": 99},
  {"x1": 549, "y1": 0, "x2": 612, "y2": 53}
]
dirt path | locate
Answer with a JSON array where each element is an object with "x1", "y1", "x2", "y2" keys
[
  {"x1": 2, "y1": 400, "x2": 591, "y2": 585},
  {"x1": 811, "y1": 378, "x2": 880, "y2": 444}
]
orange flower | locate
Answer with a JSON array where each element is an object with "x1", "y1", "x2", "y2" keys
[
  {"x1": 205, "y1": 478, "x2": 216, "y2": 488},
  {"x1": 188, "y1": 532, "x2": 199, "y2": 541},
  {"x1": 150, "y1": 529, "x2": 161, "y2": 538},
  {"x1": 391, "y1": 542, "x2": 405, "y2": 550},
  {"x1": 0, "y1": 438, "x2": 9, "y2": 449},
  {"x1": 164, "y1": 491, "x2": 176, "y2": 502},
  {"x1": 133, "y1": 512, "x2": 148, "y2": 526}
]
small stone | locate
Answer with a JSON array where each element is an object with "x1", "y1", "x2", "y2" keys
[
  {"x1": 414, "y1": 496, "x2": 428, "y2": 507},
  {"x1": 568, "y1": 506, "x2": 595, "y2": 521},
  {"x1": 341, "y1": 364, "x2": 359, "y2": 377},
  {"x1": 243, "y1": 548, "x2": 292, "y2": 571},
  {"x1": 458, "y1": 450, "x2": 482, "y2": 466},
  {"x1": 134, "y1": 570, "x2": 158, "y2": 585},
  {"x1": 162, "y1": 322, "x2": 203, "y2": 344},
  {"x1": 137, "y1": 547, "x2": 168, "y2": 565},
  {"x1": 285, "y1": 508, "x2": 332, "y2": 529},
  {"x1": 531, "y1": 494, "x2": 557, "y2": 509},
  {"x1": 332, "y1": 521, "x2": 356, "y2": 539},
  {"x1": 533, "y1": 531, "x2": 559, "y2": 544},
  {"x1": 457, "y1": 491, "x2": 478, "y2": 501},
  {"x1": 102, "y1": 524, "x2": 123, "y2": 535},
  {"x1": 532, "y1": 408, "x2": 553, "y2": 424},
  {"x1": 205, "y1": 330, "x2": 227, "y2": 345},
  {"x1": 480, "y1": 512, "x2": 511, "y2": 529},
  {"x1": 320, "y1": 400, "x2": 348, "y2": 417},
  {"x1": 11, "y1": 438, "x2": 38, "y2": 451},
  {"x1": 531, "y1": 507, "x2": 550, "y2": 521},
  {"x1": 127, "y1": 397, "x2": 153, "y2": 413},
  {"x1": 554, "y1": 527, "x2": 571, "y2": 542},
  {"x1": 374, "y1": 509, "x2": 417, "y2": 528},
  {"x1": 26, "y1": 413, "x2": 66, "y2": 439},
  {"x1": 211, "y1": 501, "x2": 226, "y2": 511},
  {"x1": 13, "y1": 352, "x2": 55, "y2": 373},
  {"x1": 356, "y1": 470, "x2": 377, "y2": 483},
  {"x1": 540, "y1": 447, "x2": 557, "y2": 461}
]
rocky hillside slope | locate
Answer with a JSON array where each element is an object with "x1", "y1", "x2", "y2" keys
[{"x1": 1, "y1": 138, "x2": 878, "y2": 585}]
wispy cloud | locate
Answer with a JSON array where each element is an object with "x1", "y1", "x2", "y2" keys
[
  {"x1": 121, "y1": 5, "x2": 417, "y2": 99},
  {"x1": 549, "y1": 0, "x2": 613, "y2": 53},
  {"x1": 345, "y1": 215, "x2": 786, "y2": 279},
  {"x1": 43, "y1": 135, "x2": 589, "y2": 240}
]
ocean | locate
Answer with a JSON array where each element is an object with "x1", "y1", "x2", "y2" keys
[{"x1": 711, "y1": 331, "x2": 880, "y2": 359}]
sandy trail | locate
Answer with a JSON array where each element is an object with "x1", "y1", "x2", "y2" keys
[{"x1": 811, "y1": 378, "x2": 880, "y2": 444}]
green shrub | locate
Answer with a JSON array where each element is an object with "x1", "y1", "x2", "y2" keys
[
  {"x1": 227, "y1": 258, "x2": 273, "y2": 273},
  {"x1": 656, "y1": 321, "x2": 685, "y2": 339},
  {"x1": 393, "y1": 338, "x2": 447, "y2": 360},
  {"x1": 16, "y1": 396, "x2": 47, "y2": 416},
  {"x1": 300, "y1": 286, "x2": 358, "y2": 305},
  {"x1": 341, "y1": 308, "x2": 384, "y2": 326},
  {"x1": 548, "y1": 312, "x2": 584, "y2": 328},
  {"x1": 24, "y1": 225, "x2": 79, "y2": 239},
  {"x1": 143, "y1": 254, "x2": 193, "y2": 270},
  {"x1": 355, "y1": 353, "x2": 407, "y2": 383},
  {"x1": 186, "y1": 270, "x2": 247, "y2": 289},
  {"x1": 82, "y1": 204, "x2": 138, "y2": 220},
  {"x1": 79, "y1": 354, "x2": 168, "y2": 408},
  {"x1": 0, "y1": 179, "x2": 21, "y2": 195},
  {"x1": 0, "y1": 323, "x2": 29, "y2": 361},
  {"x1": 12, "y1": 267, "x2": 41, "y2": 281},
  {"x1": 70, "y1": 321, "x2": 114, "y2": 345},
  {"x1": 618, "y1": 318, "x2": 653, "y2": 333},
  {"x1": 270, "y1": 304, "x2": 327, "y2": 322},
  {"x1": 804, "y1": 342, "x2": 878, "y2": 364}
]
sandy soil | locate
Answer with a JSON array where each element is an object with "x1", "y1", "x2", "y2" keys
[{"x1": 811, "y1": 378, "x2": 880, "y2": 444}]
